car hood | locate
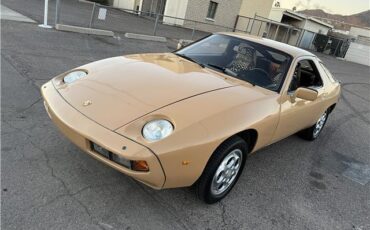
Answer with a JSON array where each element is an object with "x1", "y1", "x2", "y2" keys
[{"x1": 53, "y1": 53, "x2": 236, "y2": 130}]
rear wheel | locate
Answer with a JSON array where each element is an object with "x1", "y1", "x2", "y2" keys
[
  {"x1": 298, "y1": 110, "x2": 328, "y2": 141},
  {"x1": 196, "y1": 136, "x2": 248, "y2": 204}
]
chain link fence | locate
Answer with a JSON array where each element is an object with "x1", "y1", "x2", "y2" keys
[
  {"x1": 235, "y1": 14, "x2": 351, "y2": 57},
  {"x1": 234, "y1": 14, "x2": 305, "y2": 46},
  {"x1": 54, "y1": 0, "x2": 350, "y2": 57},
  {"x1": 309, "y1": 34, "x2": 350, "y2": 58},
  {"x1": 55, "y1": 0, "x2": 246, "y2": 41}
]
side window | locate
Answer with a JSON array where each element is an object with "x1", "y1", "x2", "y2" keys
[
  {"x1": 319, "y1": 62, "x2": 337, "y2": 83},
  {"x1": 288, "y1": 59, "x2": 323, "y2": 92}
]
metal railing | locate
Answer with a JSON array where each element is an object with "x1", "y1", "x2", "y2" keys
[
  {"x1": 234, "y1": 14, "x2": 304, "y2": 46},
  {"x1": 310, "y1": 34, "x2": 350, "y2": 58},
  {"x1": 55, "y1": 0, "x2": 246, "y2": 41},
  {"x1": 234, "y1": 13, "x2": 350, "y2": 57},
  {"x1": 53, "y1": 0, "x2": 350, "y2": 57}
]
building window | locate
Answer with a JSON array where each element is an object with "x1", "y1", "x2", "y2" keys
[{"x1": 207, "y1": 1, "x2": 218, "y2": 20}]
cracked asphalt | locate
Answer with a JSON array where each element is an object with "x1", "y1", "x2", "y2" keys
[{"x1": 1, "y1": 10, "x2": 370, "y2": 230}]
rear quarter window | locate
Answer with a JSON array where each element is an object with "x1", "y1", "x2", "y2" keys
[{"x1": 319, "y1": 62, "x2": 337, "y2": 83}]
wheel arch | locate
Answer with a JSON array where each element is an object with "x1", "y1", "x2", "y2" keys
[
  {"x1": 235, "y1": 129, "x2": 258, "y2": 153},
  {"x1": 191, "y1": 128, "x2": 259, "y2": 187},
  {"x1": 328, "y1": 103, "x2": 336, "y2": 114}
]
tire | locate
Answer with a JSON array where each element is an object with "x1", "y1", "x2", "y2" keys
[
  {"x1": 196, "y1": 136, "x2": 248, "y2": 204},
  {"x1": 298, "y1": 110, "x2": 329, "y2": 141}
]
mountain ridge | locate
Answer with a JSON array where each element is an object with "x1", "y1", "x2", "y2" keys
[{"x1": 298, "y1": 9, "x2": 370, "y2": 30}]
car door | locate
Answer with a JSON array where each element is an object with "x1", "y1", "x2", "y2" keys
[{"x1": 271, "y1": 56, "x2": 327, "y2": 142}]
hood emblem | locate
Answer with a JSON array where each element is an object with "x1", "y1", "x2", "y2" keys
[{"x1": 83, "y1": 100, "x2": 92, "y2": 107}]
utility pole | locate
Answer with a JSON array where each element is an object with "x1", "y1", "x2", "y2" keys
[{"x1": 38, "y1": 0, "x2": 52, "y2": 28}]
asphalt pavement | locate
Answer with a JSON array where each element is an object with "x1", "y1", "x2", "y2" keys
[
  {"x1": 1, "y1": 5, "x2": 370, "y2": 230},
  {"x1": 1, "y1": 0, "x2": 210, "y2": 41}
]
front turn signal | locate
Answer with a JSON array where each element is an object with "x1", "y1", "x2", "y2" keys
[{"x1": 131, "y1": 160, "x2": 149, "y2": 172}]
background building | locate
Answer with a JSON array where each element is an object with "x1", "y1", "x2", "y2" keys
[
  {"x1": 345, "y1": 26, "x2": 370, "y2": 66},
  {"x1": 349, "y1": 26, "x2": 370, "y2": 45},
  {"x1": 113, "y1": 0, "x2": 274, "y2": 31},
  {"x1": 268, "y1": 8, "x2": 333, "y2": 47},
  {"x1": 113, "y1": 0, "x2": 143, "y2": 12}
]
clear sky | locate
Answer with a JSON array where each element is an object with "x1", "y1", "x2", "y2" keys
[{"x1": 276, "y1": 0, "x2": 370, "y2": 15}]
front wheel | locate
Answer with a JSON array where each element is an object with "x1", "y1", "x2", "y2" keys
[
  {"x1": 298, "y1": 110, "x2": 329, "y2": 141},
  {"x1": 196, "y1": 136, "x2": 248, "y2": 204}
]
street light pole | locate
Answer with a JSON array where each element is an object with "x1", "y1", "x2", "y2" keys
[{"x1": 38, "y1": 0, "x2": 52, "y2": 28}]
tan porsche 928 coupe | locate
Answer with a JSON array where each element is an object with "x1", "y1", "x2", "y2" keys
[{"x1": 42, "y1": 33, "x2": 340, "y2": 203}]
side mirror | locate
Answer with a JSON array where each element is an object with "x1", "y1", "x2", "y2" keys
[
  {"x1": 293, "y1": 87, "x2": 318, "y2": 101},
  {"x1": 177, "y1": 39, "x2": 193, "y2": 50},
  {"x1": 177, "y1": 42, "x2": 184, "y2": 50}
]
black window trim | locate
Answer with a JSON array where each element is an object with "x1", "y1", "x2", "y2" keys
[
  {"x1": 207, "y1": 1, "x2": 218, "y2": 20},
  {"x1": 319, "y1": 61, "x2": 337, "y2": 83},
  {"x1": 175, "y1": 34, "x2": 294, "y2": 93},
  {"x1": 287, "y1": 57, "x2": 324, "y2": 93}
]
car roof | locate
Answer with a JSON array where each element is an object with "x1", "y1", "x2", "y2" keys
[{"x1": 218, "y1": 32, "x2": 316, "y2": 58}]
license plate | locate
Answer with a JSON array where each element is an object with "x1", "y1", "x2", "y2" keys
[{"x1": 91, "y1": 142, "x2": 110, "y2": 158}]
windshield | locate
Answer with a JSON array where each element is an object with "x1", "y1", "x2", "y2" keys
[{"x1": 176, "y1": 34, "x2": 292, "y2": 92}]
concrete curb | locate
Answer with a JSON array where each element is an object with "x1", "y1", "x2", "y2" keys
[
  {"x1": 125, "y1": 33, "x2": 167, "y2": 42},
  {"x1": 55, "y1": 24, "x2": 114, "y2": 37},
  {"x1": 78, "y1": 0, "x2": 95, "y2": 4}
]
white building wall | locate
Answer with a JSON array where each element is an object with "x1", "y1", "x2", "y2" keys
[
  {"x1": 349, "y1": 27, "x2": 370, "y2": 38},
  {"x1": 113, "y1": 0, "x2": 136, "y2": 10},
  {"x1": 239, "y1": 0, "x2": 274, "y2": 18},
  {"x1": 345, "y1": 42, "x2": 370, "y2": 66},
  {"x1": 304, "y1": 20, "x2": 330, "y2": 34},
  {"x1": 184, "y1": 0, "x2": 242, "y2": 30},
  {"x1": 163, "y1": 0, "x2": 188, "y2": 25},
  {"x1": 268, "y1": 8, "x2": 284, "y2": 22}
]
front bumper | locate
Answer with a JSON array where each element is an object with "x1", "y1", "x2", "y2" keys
[{"x1": 41, "y1": 81, "x2": 165, "y2": 189}]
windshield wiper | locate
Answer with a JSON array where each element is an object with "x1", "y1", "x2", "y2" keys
[
  {"x1": 206, "y1": 63, "x2": 229, "y2": 72},
  {"x1": 176, "y1": 53, "x2": 205, "y2": 68},
  {"x1": 206, "y1": 63, "x2": 226, "y2": 72},
  {"x1": 206, "y1": 64, "x2": 237, "y2": 77},
  {"x1": 206, "y1": 64, "x2": 256, "y2": 86}
]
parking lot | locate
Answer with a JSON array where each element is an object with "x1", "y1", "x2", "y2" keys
[{"x1": 1, "y1": 3, "x2": 370, "y2": 230}]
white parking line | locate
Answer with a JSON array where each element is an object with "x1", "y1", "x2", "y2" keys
[{"x1": 0, "y1": 4, "x2": 36, "y2": 23}]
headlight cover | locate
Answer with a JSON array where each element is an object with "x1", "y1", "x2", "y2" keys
[
  {"x1": 63, "y1": 70, "x2": 87, "y2": 84},
  {"x1": 142, "y1": 120, "x2": 174, "y2": 141}
]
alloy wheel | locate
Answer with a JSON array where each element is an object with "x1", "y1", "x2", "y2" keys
[
  {"x1": 210, "y1": 149, "x2": 243, "y2": 195},
  {"x1": 313, "y1": 112, "x2": 327, "y2": 138}
]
